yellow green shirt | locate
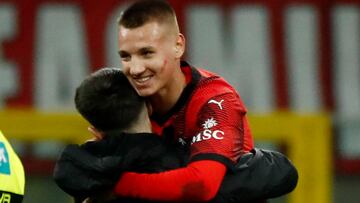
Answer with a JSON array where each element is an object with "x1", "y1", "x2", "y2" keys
[{"x1": 0, "y1": 131, "x2": 25, "y2": 203}]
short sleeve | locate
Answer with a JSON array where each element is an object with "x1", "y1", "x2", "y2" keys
[{"x1": 188, "y1": 93, "x2": 254, "y2": 168}]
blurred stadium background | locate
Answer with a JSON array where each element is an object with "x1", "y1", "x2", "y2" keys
[{"x1": 0, "y1": 0, "x2": 359, "y2": 202}]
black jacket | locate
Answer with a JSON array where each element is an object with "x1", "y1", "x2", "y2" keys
[{"x1": 53, "y1": 133, "x2": 297, "y2": 202}]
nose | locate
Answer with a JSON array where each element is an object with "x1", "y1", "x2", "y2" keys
[{"x1": 128, "y1": 57, "x2": 146, "y2": 76}]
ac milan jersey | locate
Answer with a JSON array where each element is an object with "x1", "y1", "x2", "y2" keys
[{"x1": 151, "y1": 61, "x2": 254, "y2": 169}]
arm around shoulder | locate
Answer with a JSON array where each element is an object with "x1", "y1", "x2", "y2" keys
[{"x1": 114, "y1": 160, "x2": 227, "y2": 202}]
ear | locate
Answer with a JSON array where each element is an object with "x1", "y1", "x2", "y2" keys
[
  {"x1": 174, "y1": 33, "x2": 185, "y2": 59},
  {"x1": 87, "y1": 126, "x2": 105, "y2": 140}
]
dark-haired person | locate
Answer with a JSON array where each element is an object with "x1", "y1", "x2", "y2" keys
[
  {"x1": 0, "y1": 131, "x2": 25, "y2": 203},
  {"x1": 109, "y1": 0, "x2": 297, "y2": 202},
  {"x1": 54, "y1": 68, "x2": 186, "y2": 203}
]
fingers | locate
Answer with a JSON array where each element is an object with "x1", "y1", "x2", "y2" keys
[{"x1": 87, "y1": 126, "x2": 104, "y2": 141}]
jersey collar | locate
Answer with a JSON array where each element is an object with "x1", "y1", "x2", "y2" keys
[{"x1": 151, "y1": 61, "x2": 201, "y2": 125}]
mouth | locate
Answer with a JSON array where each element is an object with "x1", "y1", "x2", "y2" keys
[{"x1": 133, "y1": 75, "x2": 152, "y2": 86}]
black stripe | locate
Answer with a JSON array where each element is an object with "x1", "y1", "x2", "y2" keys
[
  {"x1": 0, "y1": 190, "x2": 23, "y2": 203},
  {"x1": 189, "y1": 153, "x2": 237, "y2": 173}
]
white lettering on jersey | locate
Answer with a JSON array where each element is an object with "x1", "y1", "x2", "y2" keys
[
  {"x1": 191, "y1": 130, "x2": 224, "y2": 145},
  {"x1": 192, "y1": 118, "x2": 224, "y2": 144},
  {"x1": 208, "y1": 99, "x2": 224, "y2": 110},
  {"x1": 212, "y1": 130, "x2": 225, "y2": 139}
]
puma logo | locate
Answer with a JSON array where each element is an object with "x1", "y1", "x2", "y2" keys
[{"x1": 208, "y1": 99, "x2": 224, "y2": 110}]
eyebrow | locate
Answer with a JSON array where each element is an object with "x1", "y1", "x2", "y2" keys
[
  {"x1": 139, "y1": 47, "x2": 154, "y2": 52},
  {"x1": 118, "y1": 46, "x2": 154, "y2": 56},
  {"x1": 118, "y1": 50, "x2": 128, "y2": 56}
]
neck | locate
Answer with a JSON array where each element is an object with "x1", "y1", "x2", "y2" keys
[
  {"x1": 124, "y1": 125, "x2": 152, "y2": 134},
  {"x1": 123, "y1": 109, "x2": 152, "y2": 134},
  {"x1": 149, "y1": 67, "x2": 186, "y2": 116}
]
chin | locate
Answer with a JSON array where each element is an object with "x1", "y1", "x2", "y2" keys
[{"x1": 136, "y1": 88, "x2": 155, "y2": 97}]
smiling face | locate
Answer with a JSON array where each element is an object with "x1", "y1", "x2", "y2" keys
[{"x1": 118, "y1": 21, "x2": 185, "y2": 97}]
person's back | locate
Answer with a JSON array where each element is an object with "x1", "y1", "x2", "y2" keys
[
  {"x1": 0, "y1": 131, "x2": 25, "y2": 203},
  {"x1": 54, "y1": 68, "x2": 185, "y2": 202}
]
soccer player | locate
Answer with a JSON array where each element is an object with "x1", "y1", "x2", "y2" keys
[
  {"x1": 0, "y1": 131, "x2": 25, "y2": 203},
  {"x1": 110, "y1": 0, "x2": 297, "y2": 202}
]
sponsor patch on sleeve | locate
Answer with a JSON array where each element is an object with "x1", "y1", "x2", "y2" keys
[{"x1": 0, "y1": 142, "x2": 10, "y2": 175}]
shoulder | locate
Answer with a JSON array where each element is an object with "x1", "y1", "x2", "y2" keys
[
  {"x1": 0, "y1": 130, "x2": 6, "y2": 141},
  {"x1": 199, "y1": 69, "x2": 235, "y2": 91},
  {"x1": 184, "y1": 68, "x2": 247, "y2": 119},
  {"x1": 192, "y1": 68, "x2": 239, "y2": 104}
]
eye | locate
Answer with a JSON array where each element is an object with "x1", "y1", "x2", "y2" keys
[
  {"x1": 140, "y1": 49, "x2": 154, "y2": 58},
  {"x1": 144, "y1": 50, "x2": 152, "y2": 55},
  {"x1": 119, "y1": 52, "x2": 131, "y2": 62}
]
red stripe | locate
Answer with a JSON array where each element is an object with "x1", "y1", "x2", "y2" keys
[
  {"x1": 82, "y1": 0, "x2": 124, "y2": 72},
  {"x1": 22, "y1": 157, "x2": 55, "y2": 176},
  {"x1": 268, "y1": 1, "x2": 289, "y2": 108},
  {"x1": 336, "y1": 158, "x2": 360, "y2": 175},
  {"x1": 318, "y1": 2, "x2": 335, "y2": 110}
]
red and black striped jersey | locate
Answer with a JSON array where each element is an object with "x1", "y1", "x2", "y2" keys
[
  {"x1": 114, "y1": 62, "x2": 259, "y2": 202},
  {"x1": 151, "y1": 61, "x2": 254, "y2": 168}
]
